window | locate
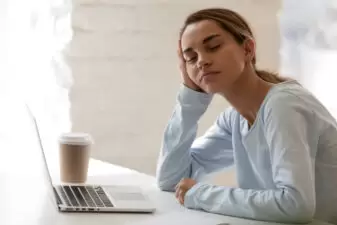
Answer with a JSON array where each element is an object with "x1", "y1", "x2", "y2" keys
[{"x1": 0, "y1": 0, "x2": 72, "y2": 175}]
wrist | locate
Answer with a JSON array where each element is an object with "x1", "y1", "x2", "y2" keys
[
  {"x1": 184, "y1": 182, "x2": 206, "y2": 209},
  {"x1": 179, "y1": 84, "x2": 213, "y2": 107}
]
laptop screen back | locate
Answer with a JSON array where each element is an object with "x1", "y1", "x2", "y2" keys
[{"x1": 25, "y1": 104, "x2": 59, "y2": 207}]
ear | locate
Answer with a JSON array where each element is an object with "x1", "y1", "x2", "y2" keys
[{"x1": 243, "y1": 38, "x2": 256, "y2": 64}]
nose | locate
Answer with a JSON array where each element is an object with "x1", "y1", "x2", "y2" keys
[{"x1": 197, "y1": 54, "x2": 211, "y2": 69}]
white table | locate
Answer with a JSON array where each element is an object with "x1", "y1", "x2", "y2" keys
[{"x1": 0, "y1": 157, "x2": 333, "y2": 225}]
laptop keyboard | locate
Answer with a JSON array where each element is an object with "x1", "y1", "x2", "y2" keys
[{"x1": 56, "y1": 185, "x2": 114, "y2": 208}]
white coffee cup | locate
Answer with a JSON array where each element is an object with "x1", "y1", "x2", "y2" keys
[{"x1": 58, "y1": 132, "x2": 93, "y2": 183}]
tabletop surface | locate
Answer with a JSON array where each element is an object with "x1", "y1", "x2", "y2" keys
[{"x1": 0, "y1": 154, "x2": 333, "y2": 225}]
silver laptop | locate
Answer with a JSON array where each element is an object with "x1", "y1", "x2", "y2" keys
[{"x1": 27, "y1": 104, "x2": 156, "y2": 213}]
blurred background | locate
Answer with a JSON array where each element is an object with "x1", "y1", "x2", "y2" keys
[{"x1": 0, "y1": 0, "x2": 336, "y2": 186}]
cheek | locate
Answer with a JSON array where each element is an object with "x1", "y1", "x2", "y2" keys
[
  {"x1": 218, "y1": 52, "x2": 245, "y2": 73},
  {"x1": 232, "y1": 50, "x2": 246, "y2": 70},
  {"x1": 218, "y1": 46, "x2": 245, "y2": 67},
  {"x1": 186, "y1": 66, "x2": 199, "y2": 81}
]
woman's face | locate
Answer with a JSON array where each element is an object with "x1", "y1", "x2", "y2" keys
[{"x1": 181, "y1": 19, "x2": 252, "y2": 94}]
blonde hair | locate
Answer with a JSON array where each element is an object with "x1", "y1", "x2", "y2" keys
[{"x1": 180, "y1": 8, "x2": 287, "y2": 84}]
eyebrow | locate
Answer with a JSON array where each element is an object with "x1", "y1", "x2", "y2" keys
[{"x1": 182, "y1": 34, "x2": 221, "y2": 54}]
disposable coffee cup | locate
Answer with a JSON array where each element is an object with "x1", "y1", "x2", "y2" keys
[{"x1": 58, "y1": 132, "x2": 93, "y2": 183}]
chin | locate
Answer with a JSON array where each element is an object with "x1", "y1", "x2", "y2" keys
[
  {"x1": 203, "y1": 79, "x2": 235, "y2": 94},
  {"x1": 203, "y1": 85, "x2": 223, "y2": 94}
]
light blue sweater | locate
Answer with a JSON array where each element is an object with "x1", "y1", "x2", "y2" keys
[{"x1": 156, "y1": 80, "x2": 337, "y2": 224}]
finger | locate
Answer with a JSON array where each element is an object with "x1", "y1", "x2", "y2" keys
[
  {"x1": 175, "y1": 186, "x2": 182, "y2": 203},
  {"x1": 175, "y1": 187, "x2": 179, "y2": 199},
  {"x1": 175, "y1": 182, "x2": 182, "y2": 199},
  {"x1": 178, "y1": 189, "x2": 186, "y2": 205},
  {"x1": 178, "y1": 40, "x2": 184, "y2": 57},
  {"x1": 177, "y1": 47, "x2": 182, "y2": 57},
  {"x1": 177, "y1": 189, "x2": 182, "y2": 204}
]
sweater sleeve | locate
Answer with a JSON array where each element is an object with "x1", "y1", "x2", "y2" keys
[
  {"x1": 183, "y1": 92, "x2": 318, "y2": 224},
  {"x1": 156, "y1": 85, "x2": 234, "y2": 191}
]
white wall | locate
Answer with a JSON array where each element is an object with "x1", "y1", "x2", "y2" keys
[{"x1": 68, "y1": 0, "x2": 281, "y2": 185}]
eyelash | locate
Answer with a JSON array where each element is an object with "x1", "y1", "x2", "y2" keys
[
  {"x1": 209, "y1": 45, "x2": 220, "y2": 50},
  {"x1": 186, "y1": 58, "x2": 196, "y2": 63},
  {"x1": 186, "y1": 44, "x2": 221, "y2": 63}
]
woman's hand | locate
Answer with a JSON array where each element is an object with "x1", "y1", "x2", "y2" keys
[
  {"x1": 175, "y1": 178, "x2": 197, "y2": 205},
  {"x1": 178, "y1": 41, "x2": 204, "y2": 92}
]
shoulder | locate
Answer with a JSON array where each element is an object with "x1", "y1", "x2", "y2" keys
[{"x1": 260, "y1": 81, "x2": 316, "y2": 124}]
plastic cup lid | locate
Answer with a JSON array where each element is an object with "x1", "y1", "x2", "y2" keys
[{"x1": 59, "y1": 132, "x2": 93, "y2": 145}]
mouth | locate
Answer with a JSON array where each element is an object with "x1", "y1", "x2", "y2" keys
[{"x1": 200, "y1": 71, "x2": 220, "y2": 82}]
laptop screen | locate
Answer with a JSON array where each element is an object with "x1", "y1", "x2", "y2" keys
[{"x1": 25, "y1": 104, "x2": 59, "y2": 208}]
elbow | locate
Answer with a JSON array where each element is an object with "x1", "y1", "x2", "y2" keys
[
  {"x1": 156, "y1": 178, "x2": 176, "y2": 192},
  {"x1": 286, "y1": 206, "x2": 314, "y2": 224},
  {"x1": 155, "y1": 161, "x2": 182, "y2": 192},
  {"x1": 281, "y1": 193, "x2": 315, "y2": 224},
  {"x1": 155, "y1": 169, "x2": 176, "y2": 192}
]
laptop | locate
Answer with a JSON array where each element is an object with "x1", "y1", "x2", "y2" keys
[{"x1": 26, "y1": 104, "x2": 156, "y2": 213}]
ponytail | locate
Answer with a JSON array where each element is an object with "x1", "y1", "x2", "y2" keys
[{"x1": 255, "y1": 69, "x2": 288, "y2": 84}]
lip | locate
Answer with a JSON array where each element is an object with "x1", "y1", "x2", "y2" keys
[{"x1": 200, "y1": 71, "x2": 220, "y2": 82}]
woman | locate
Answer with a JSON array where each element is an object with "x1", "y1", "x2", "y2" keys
[{"x1": 156, "y1": 8, "x2": 337, "y2": 224}]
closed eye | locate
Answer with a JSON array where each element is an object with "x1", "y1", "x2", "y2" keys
[
  {"x1": 209, "y1": 45, "x2": 220, "y2": 51},
  {"x1": 186, "y1": 57, "x2": 197, "y2": 63}
]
